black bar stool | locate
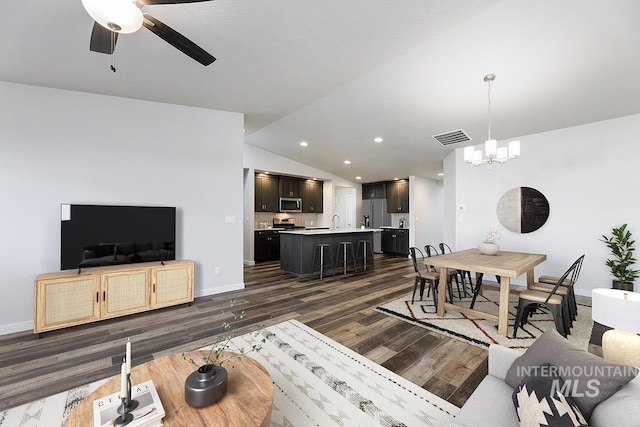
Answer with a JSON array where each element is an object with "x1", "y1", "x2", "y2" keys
[
  {"x1": 335, "y1": 241, "x2": 356, "y2": 275},
  {"x1": 311, "y1": 243, "x2": 334, "y2": 279},
  {"x1": 355, "y1": 239, "x2": 374, "y2": 271}
]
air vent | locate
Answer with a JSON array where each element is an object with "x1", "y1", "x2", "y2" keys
[{"x1": 432, "y1": 129, "x2": 471, "y2": 146}]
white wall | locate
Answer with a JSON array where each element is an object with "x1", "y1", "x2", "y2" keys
[
  {"x1": 0, "y1": 82, "x2": 244, "y2": 334},
  {"x1": 444, "y1": 113, "x2": 640, "y2": 294},
  {"x1": 409, "y1": 176, "x2": 444, "y2": 250}
]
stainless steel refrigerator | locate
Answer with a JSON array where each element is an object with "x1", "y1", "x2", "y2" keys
[{"x1": 362, "y1": 199, "x2": 391, "y2": 253}]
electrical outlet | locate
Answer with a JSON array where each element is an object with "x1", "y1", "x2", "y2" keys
[{"x1": 215, "y1": 266, "x2": 221, "y2": 275}]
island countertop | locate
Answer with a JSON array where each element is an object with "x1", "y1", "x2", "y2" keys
[{"x1": 278, "y1": 228, "x2": 382, "y2": 235}]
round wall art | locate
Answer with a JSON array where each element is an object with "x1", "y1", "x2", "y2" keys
[{"x1": 496, "y1": 187, "x2": 549, "y2": 233}]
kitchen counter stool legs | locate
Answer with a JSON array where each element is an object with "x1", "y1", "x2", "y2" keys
[
  {"x1": 311, "y1": 243, "x2": 334, "y2": 280},
  {"x1": 356, "y1": 240, "x2": 374, "y2": 271},
  {"x1": 335, "y1": 241, "x2": 356, "y2": 275}
]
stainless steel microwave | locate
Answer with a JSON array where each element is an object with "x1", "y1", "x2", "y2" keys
[{"x1": 279, "y1": 197, "x2": 302, "y2": 212}]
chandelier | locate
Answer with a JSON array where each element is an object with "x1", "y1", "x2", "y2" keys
[{"x1": 464, "y1": 74, "x2": 520, "y2": 166}]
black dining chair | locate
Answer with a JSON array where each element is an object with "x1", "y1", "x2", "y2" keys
[
  {"x1": 424, "y1": 244, "x2": 459, "y2": 301},
  {"x1": 512, "y1": 256, "x2": 581, "y2": 338},
  {"x1": 409, "y1": 247, "x2": 440, "y2": 309},
  {"x1": 439, "y1": 242, "x2": 473, "y2": 297},
  {"x1": 531, "y1": 255, "x2": 585, "y2": 322}
]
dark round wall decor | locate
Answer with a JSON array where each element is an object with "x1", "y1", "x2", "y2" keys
[{"x1": 496, "y1": 187, "x2": 549, "y2": 233}]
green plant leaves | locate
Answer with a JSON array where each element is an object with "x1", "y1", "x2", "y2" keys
[{"x1": 600, "y1": 223, "x2": 640, "y2": 283}]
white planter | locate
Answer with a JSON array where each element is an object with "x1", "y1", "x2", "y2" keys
[{"x1": 478, "y1": 241, "x2": 499, "y2": 255}]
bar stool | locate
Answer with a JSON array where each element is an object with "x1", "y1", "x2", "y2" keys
[
  {"x1": 311, "y1": 243, "x2": 334, "y2": 279},
  {"x1": 335, "y1": 241, "x2": 357, "y2": 275},
  {"x1": 356, "y1": 239, "x2": 374, "y2": 271}
]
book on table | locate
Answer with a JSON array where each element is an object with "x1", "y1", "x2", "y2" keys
[{"x1": 93, "y1": 379, "x2": 165, "y2": 427}]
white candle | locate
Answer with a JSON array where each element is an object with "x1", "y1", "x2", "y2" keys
[
  {"x1": 120, "y1": 362, "x2": 127, "y2": 399},
  {"x1": 126, "y1": 339, "x2": 131, "y2": 374}
]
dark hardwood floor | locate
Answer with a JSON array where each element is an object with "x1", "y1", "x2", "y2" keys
[{"x1": 0, "y1": 254, "x2": 488, "y2": 413}]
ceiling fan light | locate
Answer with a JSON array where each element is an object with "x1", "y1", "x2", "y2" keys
[{"x1": 82, "y1": 0, "x2": 143, "y2": 34}]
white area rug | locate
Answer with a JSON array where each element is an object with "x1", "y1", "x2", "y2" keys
[
  {"x1": 0, "y1": 319, "x2": 457, "y2": 426},
  {"x1": 376, "y1": 289, "x2": 593, "y2": 351}
]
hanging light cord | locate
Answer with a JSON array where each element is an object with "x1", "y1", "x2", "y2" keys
[{"x1": 110, "y1": 31, "x2": 117, "y2": 73}]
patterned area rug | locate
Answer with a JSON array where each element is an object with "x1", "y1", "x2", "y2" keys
[
  {"x1": 376, "y1": 289, "x2": 593, "y2": 351},
  {"x1": 0, "y1": 320, "x2": 457, "y2": 426}
]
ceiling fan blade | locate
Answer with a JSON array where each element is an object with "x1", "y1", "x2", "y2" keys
[
  {"x1": 142, "y1": 14, "x2": 216, "y2": 66},
  {"x1": 141, "y1": 0, "x2": 213, "y2": 5},
  {"x1": 89, "y1": 22, "x2": 118, "y2": 54}
]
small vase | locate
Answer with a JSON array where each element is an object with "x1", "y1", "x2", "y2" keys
[
  {"x1": 184, "y1": 364, "x2": 228, "y2": 408},
  {"x1": 478, "y1": 241, "x2": 499, "y2": 255}
]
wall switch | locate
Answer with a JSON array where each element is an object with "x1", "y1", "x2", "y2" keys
[
  {"x1": 215, "y1": 266, "x2": 221, "y2": 275},
  {"x1": 225, "y1": 216, "x2": 237, "y2": 224}
]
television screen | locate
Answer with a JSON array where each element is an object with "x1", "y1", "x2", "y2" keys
[{"x1": 60, "y1": 204, "x2": 176, "y2": 270}]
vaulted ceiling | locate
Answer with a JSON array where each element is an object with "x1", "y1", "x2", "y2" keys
[{"x1": 2, "y1": 0, "x2": 639, "y2": 182}]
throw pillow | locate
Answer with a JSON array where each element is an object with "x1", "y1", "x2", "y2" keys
[
  {"x1": 513, "y1": 364, "x2": 589, "y2": 427},
  {"x1": 506, "y1": 328, "x2": 639, "y2": 420}
]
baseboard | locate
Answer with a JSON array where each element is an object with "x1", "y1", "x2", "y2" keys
[
  {"x1": 244, "y1": 260, "x2": 256, "y2": 266},
  {"x1": 195, "y1": 282, "x2": 245, "y2": 298},
  {"x1": 0, "y1": 320, "x2": 34, "y2": 336}
]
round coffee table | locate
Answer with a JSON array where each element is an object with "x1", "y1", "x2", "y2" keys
[{"x1": 63, "y1": 351, "x2": 273, "y2": 427}]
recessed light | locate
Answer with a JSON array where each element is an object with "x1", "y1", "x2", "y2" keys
[
  {"x1": 355, "y1": 176, "x2": 362, "y2": 180},
  {"x1": 344, "y1": 160, "x2": 351, "y2": 165},
  {"x1": 374, "y1": 137, "x2": 383, "y2": 143},
  {"x1": 437, "y1": 173, "x2": 444, "y2": 177},
  {"x1": 299, "y1": 141, "x2": 308, "y2": 147},
  {"x1": 394, "y1": 177, "x2": 399, "y2": 180}
]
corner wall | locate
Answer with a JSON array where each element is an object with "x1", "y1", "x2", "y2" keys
[
  {"x1": 0, "y1": 81, "x2": 244, "y2": 334},
  {"x1": 444, "y1": 113, "x2": 640, "y2": 294}
]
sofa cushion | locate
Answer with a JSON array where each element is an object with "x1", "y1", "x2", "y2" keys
[
  {"x1": 506, "y1": 329, "x2": 638, "y2": 420},
  {"x1": 97, "y1": 243, "x2": 116, "y2": 257},
  {"x1": 589, "y1": 375, "x2": 640, "y2": 426},
  {"x1": 450, "y1": 375, "x2": 520, "y2": 427},
  {"x1": 116, "y1": 241, "x2": 136, "y2": 255},
  {"x1": 512, "y1": 364, "x2": 588, "y2": 426}
]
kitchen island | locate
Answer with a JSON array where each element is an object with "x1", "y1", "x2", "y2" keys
[{"x1": 279, "y1": 229, "x2": 377, "y2": 275}]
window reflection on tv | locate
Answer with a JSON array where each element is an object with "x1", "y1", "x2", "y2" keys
[{"x1": 60, "y1": 204, "x2": 176, "y2": 271}]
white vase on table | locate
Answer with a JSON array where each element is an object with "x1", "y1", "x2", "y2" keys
[{"x1": 478, "y1": 241, "x2": 499, "y2": 255}]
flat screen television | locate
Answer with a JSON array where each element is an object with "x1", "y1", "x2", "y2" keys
[{"x1": 60, "y1": 204, "x2": 176, "y2": 271}]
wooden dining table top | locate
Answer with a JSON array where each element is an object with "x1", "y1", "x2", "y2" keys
[{"x1": 426, "y1": 248, "x2": 547, "y2": 277}]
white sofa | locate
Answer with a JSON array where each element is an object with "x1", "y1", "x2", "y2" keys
[{"x1": 446, "y1": 344, "x2": 640, "y2": 427}]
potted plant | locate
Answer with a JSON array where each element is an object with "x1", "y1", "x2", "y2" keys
[
  {"x1": 600, "y1": 223, "x2": 640, "y2": 291},
  {"x1": 182, "y1": 300, "x2": 265, "y2": 408},
  {"x1": 478, "y1": 227, "x2": 501, "y2": 255}
]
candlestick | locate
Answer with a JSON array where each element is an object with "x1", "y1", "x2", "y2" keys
[
  {"x1": 120, "y1": 362, "x2": 126, "y2": 399},
  {"x1": 126, "y1": 339, "x2": 131, "y2": 374}
]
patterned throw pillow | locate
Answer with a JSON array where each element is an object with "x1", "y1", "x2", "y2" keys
[{"x1": 513, "y1": 365, "x2": 589, "y2": 427}]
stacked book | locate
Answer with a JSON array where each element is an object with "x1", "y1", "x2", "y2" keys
[{"x1": 93, "y1": 380, "x2": 166, "y2": 427}]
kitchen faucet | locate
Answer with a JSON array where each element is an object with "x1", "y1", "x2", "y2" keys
[{"x1": 331, "y1": 214, "x2": 340, "y2": 229}]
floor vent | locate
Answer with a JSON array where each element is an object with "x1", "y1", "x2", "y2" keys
[{"x1": 432, "y1": 129, "x2": 471, "y2": 146}]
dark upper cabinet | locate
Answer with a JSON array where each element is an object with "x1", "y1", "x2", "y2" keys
[
  {"x1": 386, "y1": 180, "x2": 409, "y2": 213},
  {"x1": 279, "y1": 177, "x2": 301, "y2": 198},
  {"x1": 362, "y1": 182, "x2": 386, "y2": 200},
  {"x1": 255, "y1": 174, "x2": 279, "y2": 212},
  {"x1": 301, "y1": 180, "x2": 323, "y2": 213}
]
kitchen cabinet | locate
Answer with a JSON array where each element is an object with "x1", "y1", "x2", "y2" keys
[
  {"x1": 255, "y1": 230, "x2": 281, "y2": 262},
  {"x1": 255, "y1": 174, "x2": 279, "y2": 212},
  {"x1": 386, "y1": 180, "x2": 409, "y2": 213},
  {"x1": 34, "y1": 260, "x2": 194, "y2": 334},
  {"x1": 279, "y1": 177, "x2": 301, "y2": 198},
  {"x1": 362, "y1": 182, "x2": 386, "y2": 200},
  {"x1": 301, "y1": 180, "x2": 323, "y2": 213},
  {"x1": 381, "y1": 228, "x2": 409, "y2": 255}
]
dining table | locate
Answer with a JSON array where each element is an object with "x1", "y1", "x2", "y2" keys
[{"x1": 427, "y1": 248, "x2": 547, "y2": 336}]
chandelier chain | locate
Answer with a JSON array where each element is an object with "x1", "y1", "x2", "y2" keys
[{"x1": 487, "y1": 77, "x2": 492, "y2": 141}]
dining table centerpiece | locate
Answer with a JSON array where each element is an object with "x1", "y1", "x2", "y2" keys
[
  {"x1": 478, "y1": 227, "x2": 501, "y2": 255},
  {"x1": 182, "y1": 300, "x2": 265, "y2": 408}
]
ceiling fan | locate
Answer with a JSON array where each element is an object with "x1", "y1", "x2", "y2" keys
[{"x1": 82, "y1": 0, "x2": 216, "y2": 66}]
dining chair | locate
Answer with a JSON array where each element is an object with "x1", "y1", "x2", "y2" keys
[
  {"x1": 512, "y1": 256, "x2": 581, "y2": 338},
  {"x1": 439, "y1": 242, "x2": 473, "y2": 297},
  {"x1": 531, "y1": 255, "x2": 585, "y2": 321},
  {"x1": 408, "y1": 247, "x2": 440, "y2": 309},
  {"x1": 424, "y1": 244, "x2": 459, "y2": 301}
]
